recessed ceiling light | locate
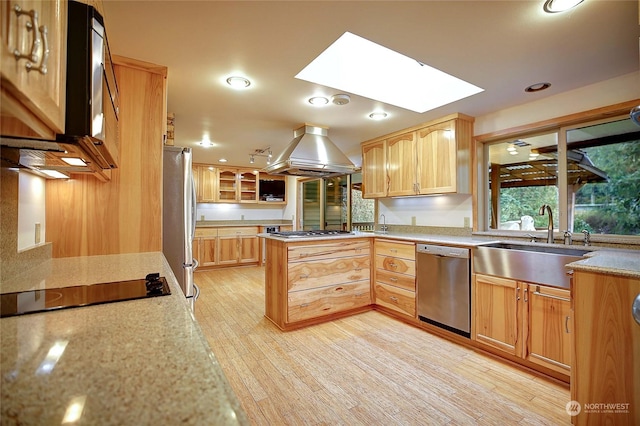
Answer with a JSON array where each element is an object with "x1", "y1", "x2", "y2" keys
[
  {"x1": 543, "y1": 0, "x2": 584, "y2": 13},
  {"x1": 368, "y1": 112, "x2": 388, "y2": 120},
  {"x1": 219, "y1": 158, "x2": 227, "y2": 163},
  {"x1": 308, "y1": 96, "x2": 329, "y2": 106},
  {"x1": 226, "y1": 76, "x2": 251, "y2": 89},
  {"x1": 61, "y1": 157, "x2": 87, "y2": 166},
  {"x1": 295, "y1": 32, "x2": 483, "y2": 113},
  {"x1": 525, "y1": 82, "x2": 551, "y2": 93}
]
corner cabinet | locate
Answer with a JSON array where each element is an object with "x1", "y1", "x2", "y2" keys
[
  {"x1": 1, "y1": 0, "x2": 67, "y2": 139},
  {"x1": 473, "y1": 273, "x2": 571, "y2": 377},
  {"x1": 265, "y1": 238, "x2": 372, "y2": 330},
  {"x1": 360, "y1": 113, "x2": 474, "y2": 198}
]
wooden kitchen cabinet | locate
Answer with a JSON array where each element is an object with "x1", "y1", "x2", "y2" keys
[
  {"x1": 374, "y1": 239, "x2": 416, "y2": 318},
  {"x1": 387, "y1": 132, "x2": 417, "y2": 197},
  {"x1": 193, "y1": 164, "x2": 217, "y2": 202},
  {"x1": 215, "y1": 168, "x2": 258, "y2": 203},
  {"x1": 571, "y1": 271, "x2": 640, "y2": 426},
  {"x1": 265, "y1": 238, "x2": 372, "y2": 330},
  {"x1": 474, "y1": 273, "x2": 571, "y2": 376},
  {"x1": 194, "y1": 228, "x2": 217, "y2": 267},
  {"x1": 360, "y1": 113, "x2": 474, "y2": 198},
  {"x1": 218, "y1": 227, "x2": 259, "y2": 265},
  {"x1": 1, "y1": 0, "x2": 67, "y2": 139},
  {"x1": 361, "y1": 140, "x2": 387, "y2": 198}
]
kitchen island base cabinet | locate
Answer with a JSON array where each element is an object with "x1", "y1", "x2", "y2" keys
[
  {"x1": 571, "y1": 271, "x2": 640, "y2": 426},
  {"x1": 265, "y1": 238, "x2": 372, "y2": 331}
]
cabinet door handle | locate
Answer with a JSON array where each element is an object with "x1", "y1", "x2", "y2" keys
[
  {"x1": 524, "y1": 288, "x2": 528, "y2": 303},
  {"x1": 565, "y1": 316, "x2": 570, "y2": 334},
  {"x1": 13, "y1": 5, "x2": 41, "y2": 64},
  {"x1": 26, "y1": 23, "x2": 48, "y2": 74},
  {"x1": 516, "y1": 287, "x2": 520, "y2": 301}
]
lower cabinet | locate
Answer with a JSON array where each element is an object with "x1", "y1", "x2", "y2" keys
[
  {"x1": 473, "y1": 273, "x2": 571, "y2": 375},
  {"x1": 194, "y1": 226, "x2": 259, "y2": 269},
  {"x1": 374, "y1": 239, "x2": 416, "y2": 318},
  {"x1": 265, "y1": 238, "x2": 372, "y2": 330}
]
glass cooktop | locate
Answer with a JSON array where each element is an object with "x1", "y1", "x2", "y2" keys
[{"x1": 0, "y1": 273, "x2": 171, "y2": 318}]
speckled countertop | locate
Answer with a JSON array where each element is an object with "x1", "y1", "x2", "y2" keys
[
  {"x1": 0, "y1": 252, "x2": 248, "y2": 425},
  {"x1": 259, "y1": 231, "x2": 640, "y2": 278}
]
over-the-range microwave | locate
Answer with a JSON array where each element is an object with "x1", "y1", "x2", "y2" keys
[{"x1": 1, "y1": 1, "x2": 119, "y2": 176}]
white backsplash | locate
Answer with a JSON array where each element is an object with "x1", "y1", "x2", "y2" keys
[{"x1": 378, "y1": 194, "x2": 472, "y2": 228}]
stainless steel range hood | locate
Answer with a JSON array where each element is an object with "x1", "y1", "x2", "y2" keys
[{"x1": 263, "y1": 124, "x2": 358, "y2": 177}]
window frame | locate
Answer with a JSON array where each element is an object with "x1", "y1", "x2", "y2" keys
[{"x1": 474, "y1": 99, "x2": 640, "y2": 242}]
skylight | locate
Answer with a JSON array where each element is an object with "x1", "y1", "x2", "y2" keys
[{"x1": 295, "y1": 32, "x2": 484, "y2": 114}]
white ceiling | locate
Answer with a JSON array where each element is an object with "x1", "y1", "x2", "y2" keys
[{"x1": 102, "y1": 0, "x2": 639, "y2": 169}]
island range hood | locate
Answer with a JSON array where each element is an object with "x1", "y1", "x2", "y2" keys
[{"x1": 263, "y1": 124, "x2": 358, "y2": 177}]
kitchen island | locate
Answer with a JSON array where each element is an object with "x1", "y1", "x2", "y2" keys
[{"x1": 0, "y1": 252, "x2": 248, "y2": 425}]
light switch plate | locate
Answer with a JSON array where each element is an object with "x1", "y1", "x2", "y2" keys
[
  {"x1": 464, "y1": 217, "x2": 470, "y2": 228},
  {"x1": 35, "y1": 223, "x2": 41, "y2": 244}
]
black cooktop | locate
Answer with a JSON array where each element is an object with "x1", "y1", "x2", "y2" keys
[
  {"x1": 0, "y1": 273, "x2": 171, "y2": 318},
  {"x1": 271, "y1": 230, "x2": 354, "y2": 238}
]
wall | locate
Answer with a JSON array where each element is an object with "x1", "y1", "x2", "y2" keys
[
  {"x1": 379, "y1": 72, "x2": 639, "y2": 228},
  {"x1": 17, "y1": 172, "x2": 46, "y2": 251}
]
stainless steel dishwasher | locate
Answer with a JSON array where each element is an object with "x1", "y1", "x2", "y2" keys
[{"x1": 416, "y1": 244, "x2": 471, "y2": 338}]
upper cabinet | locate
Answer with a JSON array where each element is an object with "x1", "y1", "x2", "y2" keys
[
  {"x1": 0, "y1": 0, "x2": 68, "y2": 139},
  {"x1": 193, "y1": 165, "x2": 286, "y2": 204},
  {"x1": 361, "y1": 113, "x2": 474, "y2": 198},
  {"x1": 216, "y1": 167, "x2": 258, "y2": 203}
]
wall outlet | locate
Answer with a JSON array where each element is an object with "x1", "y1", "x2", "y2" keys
[
  {"x1": 411, "y1": 216, "x2": 416, "y2": 226},
  {"x1": 35, "y1": 223, "x2": 41, "y2": 244},
  {"x1": 241, "y1": 215, "x2": 245, "y2": 220},
  {"x1": 200, "y1": 215, "x2": 205, "y2": 221},
  {"x1": 464, "y1": 217, "x2": 470, "y2": 228}
]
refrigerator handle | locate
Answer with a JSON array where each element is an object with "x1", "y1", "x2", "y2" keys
[
  {"x1": 190, "y1": 174, "x2": 197, "y2": 243},
  {"x1": 193, "y1": 283, "x2": 200, "y2": 301}
]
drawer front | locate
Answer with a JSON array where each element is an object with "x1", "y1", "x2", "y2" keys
[
  {"x1": 288, "y1": 256, "x2": 370, "y2": 292},
  {"x1": 375, "y1": 240, "x2": 415, "y2": 260},
  {"x1": 195, "y1": 228, "x2": 218, "y2": 237},
  {"x1": 375, "y1": 255, "x2": 416, "y2": 276},
  {"x1": 288, "y1": 240, "x2": 370, "y2": 262},
  {"x1": 375, "y1": 282, "x2": 416, "y2": 317},
  {"x1": 218, "y1": 227, "x2": 258, "y2": 236},
  {"x1": 375, "y1": 269, "x2": 415, "y2": 291},
  {"x1": 288, "y1": 281, "x2": 371, "y2": 323}
]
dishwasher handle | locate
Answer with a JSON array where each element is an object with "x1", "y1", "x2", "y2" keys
[{"x1": 416, "y1": 244, "x2": 470, "y2": 259}]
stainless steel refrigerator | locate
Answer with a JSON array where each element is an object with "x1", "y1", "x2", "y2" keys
[{"x1": 163, "y1": 146, "x2": 199, "y2": 311}]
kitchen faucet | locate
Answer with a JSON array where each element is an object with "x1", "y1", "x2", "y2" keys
[
  {"x1": 538, "y1": 204, "x2": 554, "y2": 243},
  {"x1": 582, "y1": 229, "x2": 591, "y2": 246},
  {"x1": 379, "y1": 214, "x2": 387, "y2": 234}
]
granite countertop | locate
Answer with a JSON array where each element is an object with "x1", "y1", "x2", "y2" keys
[
  {"x1": 196, "y1": 220, "x2": 293, "y2": 228},
  {"x1": 0, "y1": 252, "x2": 248, "y2": 425},
  {"x1": 259, "y1": 230, "x2": 640, "y2": 278}
]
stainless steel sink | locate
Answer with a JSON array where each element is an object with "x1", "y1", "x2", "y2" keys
[{"x1": 473, "y1": 242, "x2": 592, "y2": 288}]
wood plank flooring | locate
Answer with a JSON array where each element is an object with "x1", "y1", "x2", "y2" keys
[{"x1": 195, "y1": 266, "x2": 571, "y2": 425}]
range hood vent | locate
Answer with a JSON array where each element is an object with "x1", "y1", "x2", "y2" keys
[{"x1": 263, "y1": 124, "x2": 358, "y2": 177}]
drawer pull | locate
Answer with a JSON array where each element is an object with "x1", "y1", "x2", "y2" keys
[
  {"x1": 355, "y1": 268, "x2": 361, "y2": 272},
  {"x1": 299, "y1": 274, "x2": 308, "y2": 279},
  {"x1": 300, "y1": 303, "x2": 309, "y2": 308},
  {"x1": 389, "y1": 296, "x2": 398, "y2": 302},
  {"x1": 533, "y1": 286, "x2": 570, "y2": 302},
  {"x1": 390, "y1": 277, "x2": 398, "y2": 282},
  {"x1": 390, "y1": 249, "x2": 398, "y2": 253}
]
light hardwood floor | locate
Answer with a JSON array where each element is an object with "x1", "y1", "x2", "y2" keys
[{"x1": 195, "y1": 266, "x2": 571, "y2": 425}]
